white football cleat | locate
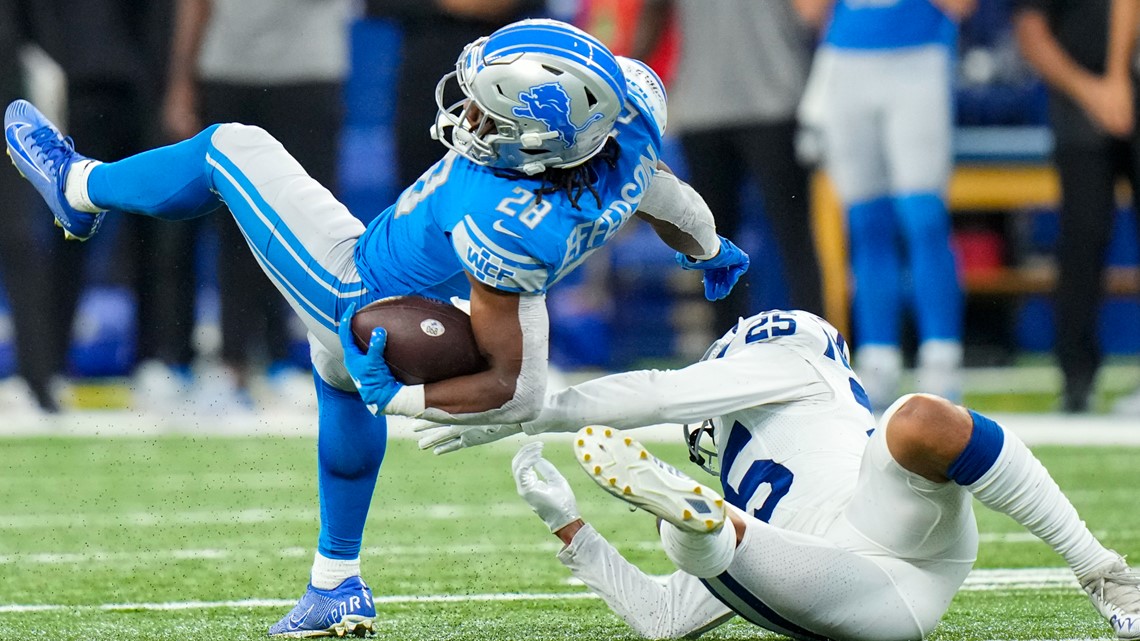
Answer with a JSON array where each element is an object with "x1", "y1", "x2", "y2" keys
[
  {"x1": 1082, "y1": 554, "x2": 1140, "y2": 639},
  {"x1": 573, "y1": 426, "x2": 725, "y2": 534}
]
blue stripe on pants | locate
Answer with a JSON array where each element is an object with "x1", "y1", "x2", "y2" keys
[
  {"x1": 204, "y1": 150, "x2": 348, "y2": 332},
  {"x1": 700, "y1": 573, "x2": 831, "y2": 641}
]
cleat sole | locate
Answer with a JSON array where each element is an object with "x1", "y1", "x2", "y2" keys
[
  {"x1": 270, "y1": 616, "x2": 374, "y2": 639},
  {"x1": 573, "y1": 426, "x2": 725, "y2": 534}
]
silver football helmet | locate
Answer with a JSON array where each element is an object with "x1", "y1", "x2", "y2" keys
[{"x1": 432, "y1": 19, "x2": 627, "y2": 176}]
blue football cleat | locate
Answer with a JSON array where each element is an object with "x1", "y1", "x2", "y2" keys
[
  {"x1": 268, "y1": 576, "x2": 376, "y2": 638},
  {"x1": 4, "y1": 99, "x2": 104, "y2": 241}
]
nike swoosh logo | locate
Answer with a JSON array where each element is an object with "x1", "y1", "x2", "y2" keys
[
  {"x1": 492, "y1": 219, "x2": 522, "y2": 239},
  {"x1": 4, "y1": 124, "x2": 49, "y2": 181},
  {"x1": 288, "y1": 604, "x2": 315, "y2": 628}
]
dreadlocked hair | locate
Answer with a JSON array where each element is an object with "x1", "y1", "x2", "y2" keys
[{"x1": 493, "y1": 138, "x2": 622, "y2": 210}]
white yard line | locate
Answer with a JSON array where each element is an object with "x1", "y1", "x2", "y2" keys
[
  {"x1": 0, "y1": 568, "x2": 1088, "y2": 614},
  {"x1": 0, "y1": 503, "x2": 538, "y2": 529},
  {"x1": 0, "y1": 592, "x2": 602, "y2": 614},
  {"x1": 4, "y1": 411, "x2": 1140, "y2": 445},
  {"x1": 4, "y1": 528, "x2": 1124, "y2": 565}
]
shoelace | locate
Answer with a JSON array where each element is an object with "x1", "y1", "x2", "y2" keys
[
  {"x1": 1094, "y1": 566, "x2": 1140, "y2": 612},
  {"x1": 29, "y1": 127, "x2": 75, "y2": 173}
]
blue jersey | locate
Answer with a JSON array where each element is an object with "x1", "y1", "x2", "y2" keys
[
  {"x1": 354, "y1": 58, "x2": 667, "y2": 302},
  {"x1": 824, "y1": 0, "x2": 956, "y2": 50}
]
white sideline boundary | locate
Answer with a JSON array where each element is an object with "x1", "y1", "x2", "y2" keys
[
  {"x1": 0, "y1": 568, "x2": 1088, "y2": 614},
  {"x1": 4, "y1": 411, "x2": 1140, "y2": 446}
]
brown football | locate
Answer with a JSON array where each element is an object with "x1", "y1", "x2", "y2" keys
[{"x1": 350, "y1": 296, "x2": 488, "y2": 385}]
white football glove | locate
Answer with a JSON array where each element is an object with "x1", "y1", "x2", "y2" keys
[
  {"x1": 512, "y1": 442, "x2": 580, "y2": 532},
  {"x1": 411, "y1": 419, "x2": 523, "y2": 455}
]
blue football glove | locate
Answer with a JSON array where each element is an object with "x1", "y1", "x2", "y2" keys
[
  {"x1": 338, "y1": 303, "x2": 402, "y2": 415},
  {"x1": 675, "y1": 236, "x2": 750, "y2": 301}
]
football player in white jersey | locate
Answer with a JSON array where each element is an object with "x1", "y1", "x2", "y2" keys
[{"x1": 416, "y1": 309, "x2": 1140, "y2": 640}]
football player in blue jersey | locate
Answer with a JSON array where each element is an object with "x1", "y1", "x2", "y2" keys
[
  {"x1": 4, "y1": 19, "x2": 749, "y2": 637},
  {"x1": 797, "y1": 0, "x2": 974, "y2": 412},
  {"x1": 416, "y1": 309, "x2": 1139, "y2": 640}
]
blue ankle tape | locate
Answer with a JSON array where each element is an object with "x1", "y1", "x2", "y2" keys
[{"x1": 947, "y1": 410, "x2": 1005, "y2": 485}]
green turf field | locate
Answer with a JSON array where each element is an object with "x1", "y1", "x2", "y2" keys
[{"x1": 1, "y1": 435, "x2": 1136, "y2": 640}]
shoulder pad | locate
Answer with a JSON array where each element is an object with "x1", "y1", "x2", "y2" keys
[
  {"x1": 450, "y1": 215, "x2": 550, "y2": 293},
  {"x1": 618, "y1": 57, "x2": 667, "y2": 137}
]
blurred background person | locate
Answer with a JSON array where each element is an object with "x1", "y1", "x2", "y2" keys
[
  {"x1": 1, "y1": 0, "x2": 175, "y2": 414},
  {"x1": 163, "y1": 0, "x2": 354, "y2": 412},
  {"x1": 365, "y1": 0, "x2": 545, "y2": 189},
  {"x1": 0, "y1": 0, "x2": 65, "y2": 414},
  {"x1": 632, "y1": 0, "x2": 825, "y2": 338},
  {"x1": 797, "y1": 0, "x2": 975, "y2": 412},
  {"x1": 1013, "y1": 0, "x2": 1140, "y2": 413}
]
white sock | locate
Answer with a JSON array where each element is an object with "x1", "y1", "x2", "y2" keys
[
  {"x1": 855, "y1": 345, "x2": 902, "y2": 412},
  {"x1": 967, "y1": 431, "x2": 1116, "y2": 578},
  {"x1": 310, "y1": 551, "x2": 360, "y2": 590},
  {"x1": 63, "y1": 159, "x2": 103, "y2": 213},
  {"x1": 915, "y1": 340, "x2": 963, "y2": 402},
  {"x1": 659, "y1": 520, "x2": 736, "y2": 579}
]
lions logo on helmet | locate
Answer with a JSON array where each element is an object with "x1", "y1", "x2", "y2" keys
[
  {"x1": 432, "y1": 18, "x2": 627, "y2": 175},
  {"x1": 512, "y1": 83, "x2": 605, "y2": 150}
]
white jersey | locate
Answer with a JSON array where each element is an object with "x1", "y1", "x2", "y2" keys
[
  {"x1": 537, "y1": 310, "x2": 987, "y2": 641},
  {"x1": 527, "y1": 309, "x2": 875, "y2": 535},
  {"x1": 703, "y1": 311, "x2": 873, "y2": 535}
]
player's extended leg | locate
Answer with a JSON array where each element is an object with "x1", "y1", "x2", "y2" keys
[
  {"x1": 267, "y1": 372, "x2": 387, "y2": 638},
  {"x1": 894, "y1": 194, "x2": 963, "y2": 402},
  {"x1": 883, "y1": 46, "x2": 963, "y2": 403},
  {"x1": 8, "y1": 102, "x2": 390, "y2": 635},
  {"x1": 815, "y1": 50, "x2": 902, "y2": 413},
  {"x1": 882, "y1": 393, "x2": 1140, "y2": 639},
  {"x1": 574, "y1": 427, "x2": 932, "y2": 641},
  {"x1": 847, "y1": 195, "x2": 904, "y2": 412}
]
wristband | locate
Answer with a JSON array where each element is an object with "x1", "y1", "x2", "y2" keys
[{"x1": 385, "y1": 384, "x2": 426, "y2": 417}]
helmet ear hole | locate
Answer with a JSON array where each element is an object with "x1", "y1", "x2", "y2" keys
[
  {"x1": 584, "y1": 87, "x2": 598, "y2": 109},
  {"x1": 541, "y1": 64, "x2": 565, "y2": 76}
]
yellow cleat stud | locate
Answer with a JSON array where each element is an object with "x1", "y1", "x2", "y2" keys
[
  {"x1": 639, "y1": 451, "x2": 648, "y2": 460},
  {"x1": 583, "y1": 453, "x2": 591, "y2": 462},
  {"x1": 585, "y1": 427, "x2": 593, "y2": 435},
  {"x1": 593, "y1": 465, "x2": 602, "y2": 475},
  {"x1": 622, "y1": 486, "x2": 631, "y2": 495},
  {"x1": 705, "y1": 520, "x2": 716, "y2": 530},
  {"x1": 682, "y1": 510, "x2": 692, "y2": 520},
  {"x1": 624, "y1": 437, "x2": 632, "y2": 446},
  {"x1": 577, "y1": 439, "x2": 585, "y2": 447},
  {"x1": 715, "y1": 499, "x2": 724, "y2": 508},
  {"x1": 54, "y1": 219, "x2": 62, "y2": 228},
  {"x1": 693, "y1": 486, "x2": 702, "y2": 495},
  {"x1": 604, "y1": 429, "x2": 612, "y2": 437},
  {"x1": 608, "y1": 477, "x2": 617, "y2": 486}
]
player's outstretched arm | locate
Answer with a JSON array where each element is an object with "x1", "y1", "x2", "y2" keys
[
  {"x1": 413, "y1": 341, "x2": 824, "y2": 455},
  {"x1": 636, "y1": 163, "x2": 750, "y2": 301}
]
